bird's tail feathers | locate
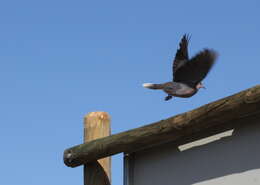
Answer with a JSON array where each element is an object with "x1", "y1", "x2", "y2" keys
[{"x1": 142, "y1": 83, "x2": 164, "y2": 90}]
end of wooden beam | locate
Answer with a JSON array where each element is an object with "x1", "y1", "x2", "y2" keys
[
  {"x1": 63, "y1": 111, "x2": 111, "y2": 168},
  {"x1": 63, "y1": 148, "x2": 75, "y2": 167}
]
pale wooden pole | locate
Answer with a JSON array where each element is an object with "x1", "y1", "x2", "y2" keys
[{"x1": 83, "y1": 112, "x2": 111, "y2": 185}]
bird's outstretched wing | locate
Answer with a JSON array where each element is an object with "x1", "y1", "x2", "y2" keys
[
  {"x1": 173, "y1": 49, "x2": 218, "y2": 88},
  {"x1": 172, "y1": 34, "x2": 190, "y2": 80}
]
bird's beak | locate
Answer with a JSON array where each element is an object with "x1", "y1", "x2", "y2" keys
[
  {"x1": 197, "y1": 83, "x2": 206, "y2": 89},
  {"x1": 200, "y1": 84, "x2": 206, "y2": 89}
]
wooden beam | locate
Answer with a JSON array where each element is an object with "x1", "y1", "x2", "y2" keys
[
  {"x1": 64, "y1": 85, "x2": 260, "y2": 168},
  {"x1": 83, "y1": 112, "x2": 111, "y2": 185}
]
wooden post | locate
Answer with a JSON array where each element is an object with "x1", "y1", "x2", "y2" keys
[{"x1": 83, "y1": 112, "x2": 111, "y2": 185}]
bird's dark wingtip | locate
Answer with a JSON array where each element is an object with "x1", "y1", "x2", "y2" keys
[
  {"x1": 202, "y1": 48, "x2": 219, "y2": 61},
  {"x1": 183, "y1": 33, "x2": 191, "y2": 42}
]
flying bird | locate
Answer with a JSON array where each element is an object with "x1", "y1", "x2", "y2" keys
[{"x1": 143, "y1": 34, "x2": 218, "y2": 101}]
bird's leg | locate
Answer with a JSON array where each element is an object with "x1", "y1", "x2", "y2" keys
[{"x1": 165, "y1": 95, "x2": 173, "y2": 101}]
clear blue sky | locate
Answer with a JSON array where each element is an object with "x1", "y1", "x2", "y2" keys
[{"x1": 0, "y1": 0, "x2": 259, "y2": 184}]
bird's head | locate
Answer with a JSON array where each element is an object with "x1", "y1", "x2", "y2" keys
[{"x1": 196, "y1": 82, "x2": 206, "y2": 90}]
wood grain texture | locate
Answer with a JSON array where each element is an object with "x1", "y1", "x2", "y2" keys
[
  {"x1": 83, "y1": 112, "x2": 111, "y2": 185},
  {"x1": 64, "y1": 85, "x2": 260, "y2": 168}
]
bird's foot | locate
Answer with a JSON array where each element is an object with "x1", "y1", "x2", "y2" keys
[{"x1": 165, "y1": 95, "x2": 173, "y2": 101}]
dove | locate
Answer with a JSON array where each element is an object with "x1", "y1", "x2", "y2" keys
[{"x1": 143, "y1": 34, "x2": 218, "y2": 101}]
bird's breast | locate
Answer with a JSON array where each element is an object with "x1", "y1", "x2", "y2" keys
[{"x1": 165, "y1": 83, "x2": 197, "y2": 98}]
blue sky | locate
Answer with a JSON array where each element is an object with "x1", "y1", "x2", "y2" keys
[{"x1": 0, "y1": 0, "x2": 259, "y2": 184}]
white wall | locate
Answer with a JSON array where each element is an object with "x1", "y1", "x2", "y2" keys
[{"x1": 127, "y1": 120, "x2": 260, "y2": 185}]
